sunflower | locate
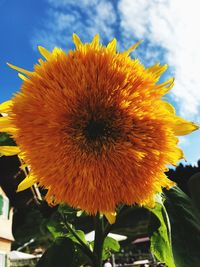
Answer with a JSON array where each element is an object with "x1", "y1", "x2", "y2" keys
[{"x1": 0, "y1": 34, "x2": 198, "y2": 223}]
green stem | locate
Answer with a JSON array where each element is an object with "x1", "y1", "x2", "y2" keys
[{"x1": 93, "y1": 213, "x2": 104, "y2": 267}]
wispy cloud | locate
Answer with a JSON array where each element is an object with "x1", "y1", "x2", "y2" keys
[{"x1": 31, "y1": 0, "x2": 200, "y2": 121}]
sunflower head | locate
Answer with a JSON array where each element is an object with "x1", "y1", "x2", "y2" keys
[{"x1": 0, "y1": 34, "x2": 198, "y2": 219}]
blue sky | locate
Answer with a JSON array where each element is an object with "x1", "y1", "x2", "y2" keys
[{"x1": 0, "y1": 0, "x2": 199, "y2": 164}]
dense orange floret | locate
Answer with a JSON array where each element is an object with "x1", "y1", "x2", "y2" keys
[{"x1": 1, "y1": 35, "x2": 198, "y2": 215}]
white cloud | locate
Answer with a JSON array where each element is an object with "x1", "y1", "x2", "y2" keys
[{"x1": 118, "y1": 0, "x2": 200, "y2": 120}]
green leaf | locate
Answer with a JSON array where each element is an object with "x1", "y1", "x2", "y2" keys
[
  {"x1": 148, "y1": 202, "x2": 176, "y2": 267},
  {"x1": 164, "y1": 186, "x2": 200, "y2": 267},
  {"x1": 46, "y1": 212, "x2": 66, "y2": 239},
  {"x1": 102, "y1": 236, "x2": 120, "y2": 260},
  {"x1": 0, "y1": 133, "x2": 16, "y2": 146},
  {"x1": 188, "y1": 173, "x2": 200, "y2": 211},
  {"x1": 66, "y1": 229, "x2": 88, "y2": 246},
  {"x1": 36, "y1": 237, "x2": 74, "y2": 267}
]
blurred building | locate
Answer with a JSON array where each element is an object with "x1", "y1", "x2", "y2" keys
[{"x1": 0, "y1": 187, "x2": 14, "y2": 266}]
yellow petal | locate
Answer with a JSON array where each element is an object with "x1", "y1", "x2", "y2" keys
[
  {"x1": 73, "y1": 33, "x2": 83, "y2": 48},
  {"x1": 17, "y1": 173, "x2": 37, "y2": 192},
  {"x1": 91, "y1": 34, "x2": 100, "y2": 48},
  {"x1": 0, "y1": 146, "x2": 20, "y2": 156},
  {"x1": 107, "y1": 38, "x2": 117, "y2": 52},
  {"x1": 143, "y1": 196, "x2": 156, "y2": 209},
  {"x1": 38, "y1": 46, "x2": 51, "y2": 60},
  {"x1": 18, "y1": 73, "x2": 28, "y2": 81},
  {"x1": 165, "y1": 180, "x2": 176, "y2": 190},
  {"x1": 172, "y1": 117, "x2": 199, "y2": 136},
  {"x1": 122, "y1": 40, "x2": 143, "y2": 56},
  {"x1": 18, "y1": 152, "x2": 26, "y2": 162},
  {"x1": 7, "y1": 63, "x2": 32, "y2": 76},
  {"x1": 52, "y1": 47, "x2": 63, "y2": 56},
  {"x1": 103, "y1": 211, "x2": 116, "y2": 224},
  {"x1": 175, "y1": 147, "x2": 184, "y2": 161},
  {"x1": 0, "y1": 116, "x2": 17, "y2": 134},
  {"x1": 20, "y1": 163, "x2": 28, "y2": 170},
  {"x1": 0, "y1": 127, "x2": 17, "y2": 134},
  {"x1": 0, "y1": 100, "x2": 13, "y2": 113},
  {"x1": 0, "y1": 116, "x2": 12, "y2": 129},
  {"x1": 157, "y1": 77, "x2": 174, "y2": 93},
  {"x1": 162, "y1": 101, "x2": 176, "y2": 115},
  {"x1": 148, "y1": 63, "x2": 168, "y2": 78}
]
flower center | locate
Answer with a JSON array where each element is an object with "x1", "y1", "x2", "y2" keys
[
  {"x1": 85, "y1": 119, "x2": 110, "y2": 141},
  {"x1": 69, "y1": 105, "x2": 124, "y2": 154}
]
